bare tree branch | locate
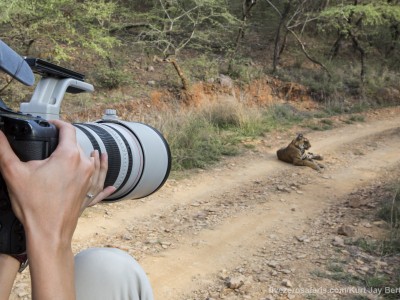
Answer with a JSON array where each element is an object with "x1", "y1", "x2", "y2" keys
[
  {"x1": 264, "y1": 0, "x2": 331, "y2": 78},
  {"x1": 286, "y1": 26, "x2": 331, "y2": 78}
]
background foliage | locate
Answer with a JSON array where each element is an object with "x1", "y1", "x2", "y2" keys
[{"x1": 0, "y1": 0, "x2": 399, "y2": 104}]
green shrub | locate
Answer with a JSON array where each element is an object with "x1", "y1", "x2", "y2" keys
[
  {"x1": 201, "y1": 101, "x2": 269, "y2": 138},
  {"x1": 227, "y1": 57, "x2": 263, "y2": 83},
  {"x1": 265, "y1": 103, "x2": 306, "y2": 127},
  {"x1": 346, "y1": 115, "x2": 365, "y2": 123},
  {"x1": 93, "y1": 66, "x2": 133, "y2": 89},
  {"x1": 202, "y1": 101, "x2": 242, "y2": 129},
  {"x1": 165, "y1": 114, "x2": 238, "y2": 171},
  {"x1": 378, "y1": 188, "x2": 400, "y2": 229},
  {"x1": 183, "y1": 54, "x2": 219, "y2": 82},
  {"x1": 377, "y1": 186, "x2": 400, "y2": 256}
]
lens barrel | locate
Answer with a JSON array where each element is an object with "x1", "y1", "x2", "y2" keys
[{"x1": 74, "y1": 120, "x2": 171, "y2": 201}]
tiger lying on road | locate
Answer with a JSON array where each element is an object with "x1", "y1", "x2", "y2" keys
[{"x1": 276, "y1": 134, "x2": 324, "y2": 172}]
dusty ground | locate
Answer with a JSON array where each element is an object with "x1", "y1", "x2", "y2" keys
[{"x1": 11, "y1": 106, "x2": 400, "y2": 300}]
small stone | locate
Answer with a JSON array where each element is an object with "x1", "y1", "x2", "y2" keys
[
  {"x1": 373, "y1": 220, "x2": 389, "y2": 228},
  {"x1": 226, "y1": 276, "x2": 245, "y2": 289},
  {"x1": 122, "y1": 233, "x2": 133, "y2": 240},
  {"x1": 332, "y1": 236, "x2": 345, "y2": 247},
  {"x1": 217, "y1": 74, "x2": 233, "y2": 89},
  {"x1": 348, "y1": 198, "x2": 362, "y2": 208},
  {"x1": 282, "y1": 279, "x2": 292, "y2": 287},
  {"x1": 296, "y1": 235, "x2": 310, "y2": 242},
  {"x1": 145, "y1": 238, "x2": 158, "y2": 244},
  {"x1": 277, "y1": 185, "x2": 290, "y2": 192},
  {"x1": 218, "y1": 269, "x2": 228, "y2": 279},
  {"x1": 337, "y1": 225, "x2": 355, "y2": 237},
  {"x1": 161, "y1": 242, "x2": 171, "y2": 249},
  {"x1": 267, "y1": 261, "x2": 278, "y2": 268},
  {"x1": 256, "y1": 274, "x2": 269, "y2": 282}
]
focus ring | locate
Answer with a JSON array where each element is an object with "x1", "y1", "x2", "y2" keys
[{"x1": 74, "y1": 124, "x2": 121, "y2": 188}]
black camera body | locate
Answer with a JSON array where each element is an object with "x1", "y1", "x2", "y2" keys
[
  {"x1": 0, "y1": 106, "x2": 58, "y2": 161},
  {"x1": 0, "y1": 105, "x2": 59, "y2": 254}
]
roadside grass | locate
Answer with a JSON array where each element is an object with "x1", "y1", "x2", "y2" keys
[
  {"x1": 378, "y1": 186, "x2": 400, "y2": 239},
  {"x1": 311, "y1": 262, "x2": 362, "y2": 286},
  {"x1": 163, "y1": 113, "x2": 239, "y2": 171},
  {"x1": 342, "y1": 115, "x2": 365, "y2": 124},
  {"x1": 355, "y1": 183, "x2": 400, "y2": 298},
  {"x1": 312, "y1": 260, "x2": 399, "y2": 299},
  {"x1": 162, "y1": 102, "x2": 308, "y2": 171},
  {"x1": 311, "y1": 183, "x2": 400, "y2": 300},
  {"x1": 304, "y1": 118, "x2": 334, "y2": 131}
]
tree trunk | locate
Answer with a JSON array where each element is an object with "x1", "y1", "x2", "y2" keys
[
  {"x1": 233, "y1": 0, "x2": 257, "y2": 55},
  {"x1": 279, "y1": 29, "x2": 289, "y2": 57},
  {"x1": 328, "y1": 1, "x2": 357, "y2": 60},
  {"x1": 328, "y1": 31, "x2": 345, "y2": 60},
  {"x1": 167, "y1": 58, "x2": 190, "y2": 90},
  {"x1": 386, "y1": 22, "x2": 399, "y2": 57},
  {"x1": 349, "y1": 31, "x2": 366, "y2": 82},
  {"x1": 272, "y1": 1, "x2": 291, "y2": 73},
  {"x1": 348, "y1": 8, "x2": 366, "y2": 82},
  {"x1": 153, "y1": 55, "x2": 190, "y2": 90}
]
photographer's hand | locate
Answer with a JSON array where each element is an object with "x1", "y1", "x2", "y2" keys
[{"x1": 0, "y1": 120, "x2": 94, "y2": 300}]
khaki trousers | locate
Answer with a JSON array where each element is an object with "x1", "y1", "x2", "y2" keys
[{"x1": 75, "y1": 248, "x2": 154, "y2": 300}]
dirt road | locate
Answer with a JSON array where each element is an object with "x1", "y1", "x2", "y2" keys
[{"x1": 12, "y1": 107, "x2": 400, "y2": 300}]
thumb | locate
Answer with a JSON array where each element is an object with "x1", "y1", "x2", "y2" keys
[{"x1": 0, "y1": 131, "x2": 21, "y2": 175}]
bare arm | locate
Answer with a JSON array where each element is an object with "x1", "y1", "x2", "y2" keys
[
  {"x1": 0, "y1": 120, "x2": 118, "y2": 300},
  {"x1": 0, "y1": 254, "x2": 19, "y2": 300}
]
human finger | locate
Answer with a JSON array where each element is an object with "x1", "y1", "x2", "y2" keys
[
  {"x1": 87, "y1": 186, "x2": 117, "y2": 207},
  {"x1": 80, "y1": 150, "x2": 101, "y2": 209},
  {"x1": 81, "y1": 152, "x2": 115, "y2": 212},
  {"x1": 97, "y1": 152, "x2": 109, "y2": 191},
  {"x1": 48, "y1": 119, "x2": 78, "y2": 154},
  {"x1": 90, "y1": 150, "x2": 101, "y2": 185},
  {"x1": 50, "y1": 119, "x2": 94, "y2": 177},
  {"x1": 89, "y1": 152, "x2": 109, "y2": 194},
  {"x1": 0, "y1": 131, "x2": 21, "y2": 174}
]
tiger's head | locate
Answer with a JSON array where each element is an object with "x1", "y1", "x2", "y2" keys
[{"x1": 292, "y1": 134, "x2": 311, "y2": 152}]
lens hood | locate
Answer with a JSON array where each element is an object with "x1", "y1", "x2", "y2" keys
[{"x1": 0, "y1": 40, "x2": 35, "y2": 86}]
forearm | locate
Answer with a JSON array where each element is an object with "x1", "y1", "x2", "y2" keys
[
  {"x1": 0, "y1": 254, "x2": 19, "y2": 300},
  {"x1": 26, "y1": 232, "x2": 76, "y2": 300},
  {"x1": 0, "y1": 121, "x2": 112, "y2": 300}
]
